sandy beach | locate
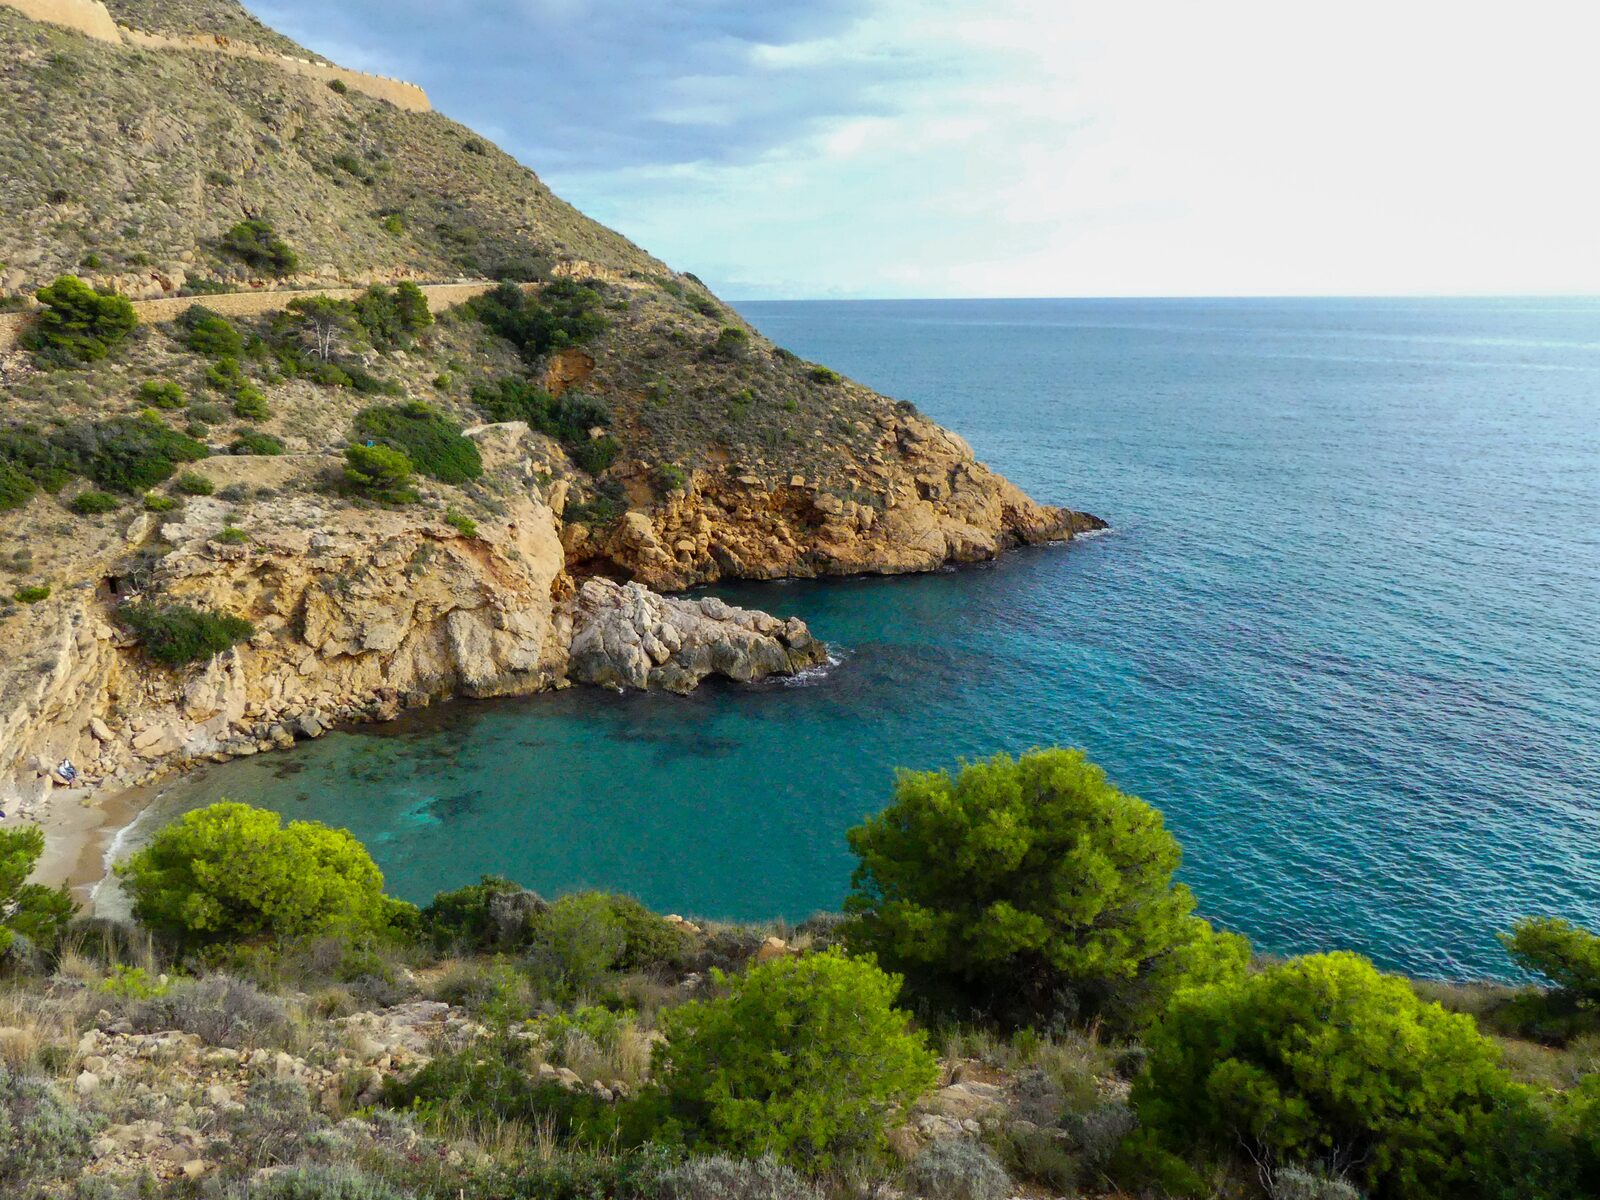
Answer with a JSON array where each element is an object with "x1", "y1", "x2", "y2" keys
[{"x1": 27, "y1": 780, "x2": 150, "y2": 907}]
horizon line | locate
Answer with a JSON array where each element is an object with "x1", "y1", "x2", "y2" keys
[{"x1": 723, "y1": 292, "x2": 1600, "y2": 304}]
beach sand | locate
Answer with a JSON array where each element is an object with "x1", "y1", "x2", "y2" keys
[{"x1": 27, "y1": 782, "x2": 148, "y2": 906}]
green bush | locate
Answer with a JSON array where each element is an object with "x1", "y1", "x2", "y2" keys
[
  {"x1": 422, "y1": 875, "x2": 537, "y2": 950},
  {"x1": 53, "y1": 417, "x2": 208, "y2": 493},
  {"x1": 13, "y1": 584, "x2": 50, "y2": 603},
  {"x1": 0, "y1": 427, "x2": 74, "y2": 494},
  {"x1": 526, "y1": 891, "x2": 629, "y2": 996},
  {"x1": 570, "y1": 434, "x2": 621, "y2": 476},
  {"x1": 25, "y1": 275, "x2": 137, "y2": 364},
  {"x1": 1135, "y1": 951, "x2": 1518, "y2": 1199},
  {"x1": 809, "y1": 366, "x2": 843, "y2": 385},
  {"x1": 655, "y1": 464, "x2": 688, "y2": 492},
  {"x1": 844, "y1": 748, "x2": 1248, "y2": 1029},
  {"x1": 70, "y1": 489, "x2": 119, "y2": 514},
  {"x1": 182, "y1": 307, "x2": 245, "y2": 358},
  {"x1": 653, "y1": 948, "x2": 937, "y2": 1169},
  {"x1": 471, "y1": 279, "x2": 607, "y2": 362},
  {"x1": 713, "y1": 326, "x2": 751, "y2": 358},
  {"x1": 344, "y1": 443, "x2": 419, "y2": 503},
  {"x1": 233, "y1": 1165, "x2": 416, "y2": 1200},
  {"x1": 1501, "y1": 917, "x2": 1600, "y2": 1003},
  {"x1": 221, "y1": 219, "x2": 299, "y2": 275},
  {"x1": 327, "y1": 78, "x2": 350, "y2": 95},
  {"x1": 138, "y1": 379, "x2": 186, "y2": 409},
  {"x1": 120, "y1": 801, "x2": 394, "y2": 949},
  {"x1": 143, "y1": 493, "x2": 179, "y2": 512},
  {"x1": 353, "y1": 283, "x2": 433, "y2": 350},
  {"x1": 0, "y1": 461, "x2": 35, "y2": 511},
  {"x1": 0, "y1": 1067, "x2": 98, "y2": 1188},
  {"x1": 382, "y1": 1040, "x2": 615, "y2": 1138},
  {"x1": 0, "y1": 825, "x2": 75, "y2": 957},
  {"x1": 231, "y1": 430, "x2": 286, "y2": 456},
  {"x1": 353, "y1": 402, "x2": 481, "y2": 484},
  {"x1": 174, "y1": 471, "x2": 215, "y2": 496},
  {"x1": 233, "y1": 387, "x2": 271, "y2": 420},
  {"x1": 444, "y1": 508, "x2": 478, "y2": 538},
  {"x1": 216, "y1": 526, "x2": 250, "y2": 545},
  {"x1": 117, "y1": 601, "x2": 255, "y2": 666}
]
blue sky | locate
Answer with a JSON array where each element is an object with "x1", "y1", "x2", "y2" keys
[{"x1": 254, "y1": 1, "x2": 1600, "y2": 299}]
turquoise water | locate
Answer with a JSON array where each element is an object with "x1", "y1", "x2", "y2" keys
[{"x1": 136, "y1": 298, "x2": 1600, "y2": 981}]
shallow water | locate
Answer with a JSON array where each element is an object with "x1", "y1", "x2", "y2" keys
[{"x1": 138, "y1": 298, "x2": 1600, "y2": 980}]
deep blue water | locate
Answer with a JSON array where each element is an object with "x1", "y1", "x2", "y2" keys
[{"x1": 135, "y1": 298, "x2": 1600, "y2": 980}]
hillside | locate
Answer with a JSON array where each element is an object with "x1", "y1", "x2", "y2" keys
[{"x1": 0, "y1": 0, "x2": 1102, "y2": 822}]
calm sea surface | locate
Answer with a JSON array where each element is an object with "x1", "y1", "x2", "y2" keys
[{"x1": 133, "y1": 298, "x2": 1600, "y2": 980}]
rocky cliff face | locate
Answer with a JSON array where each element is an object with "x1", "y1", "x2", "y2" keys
[{"x1": 0, "y1": 431, "x2": 827, "y2": 819}]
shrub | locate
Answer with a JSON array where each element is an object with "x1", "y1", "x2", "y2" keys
[
  {"x1": 71, "y1": 489, "x2": 119, "y2": 514},
  {"x1": 471, "y1": 279, "x2": 607, "y2": 362},
  {"x1": 526, "y1": 891, "x2": 628, "y2": 996},
  {"x1": 809, "y1": 366, "x2": 843, "y2": 384},
  {"x1": 26, "y1": 275, "x2": 137, "y2": 364},
  {"x1": 905, "y1": 1140, "x2": 1012, "y2": 1200},
  {"x1": 174, "y1": 470, "x2": 215, "y2": 496},
  {"x1": 53, "y1": 417, "x2": 208, "y2": 493},
  {"x1": 182, "y1": 307, "x2": 245, "y2": 358},
  {"x1": 382, "y1": 1040, "x2": 611, "y2": 1135},
  {"x1": 1501, "y1": 917, "x2": 1600, "y2": 1003},
  {"x1": 138, "y1": 380, "x2": 185, "y2": 409},
  {"x1": 0, "y1": 427, "x2": 74, "y2": 493},
  {"x1": 0, "y1": 461, "x2": 34, "y2": 511},
  {"x1": 13, "y1": 584, "x2": 51, "y2": 603},
  {"x1": 422, "y1": 875, "x2": 542, "y2": 950},
  {"x1": 1135, "y1": 951, "x2": 1516, "y2": 1199},
  {"x1": 187, "y1": 402, "x2": 228, "y2": 426},
  {"x1": 713, "y1": 326, "x2": 750, "y2": 358},
  {"x1": 231, "y1": 430, "x2": 286, "y2": 456},
  {"x1": 443, "y1": 508, "x2": 477, "y2": 537},
  {"x1": 0, "y1": 826, "x2": 75, "y2": 956},
  {"x1": 116, "y1": 601, "x2": 255, "y2": 666},
  {"x1": 353, "y1": 403, "x2": 481, "y2": 483},
  {"x1": 656, "y1": 464, "x2": 688, "y2": 492},
  {"x1": 228, "y1": 1076, "x2": 327, "y2": 1169},
  {"x1": 143, "y1": 493, "x2": 178, "y2": 512},
  {"x1": 344, "y1": 443, "x2": 418, "y2": 503},
  {"x1": 233, "y1": 387, "x2": 271, "y2": 420},
  {"x1": 845, "y1": 748, "x2": 1248, "y2": 1029},
  {"x1": 221, "y1": 219, "x2": 299, "y2": 275},
  {"x1": 353, "y1": 284, "x2": 432, "y2": 350},
  {"x1": 1270, "y1": 1168, "x2": 1363, "y2": 1200},
  {"x1": 125, "y1": 974, "x2": 292, "y2": 1048},
  {"x1": 216, "y1": 526, "x2": 250, "y2": 545},
  {"x1": 570, "y1": 433, "x2": 621, "y2": 476},
  {"x1": 0, "y1": 1067, "x2": 97, "y2": 1188},
  {"x1": 120, "y1": 801, "x2": 395, "y2": 949},
  {"x1": 653, "y1": 948, "x2": 938, "y2": 1169},
  {"x1": 657, "y1": 1155, "x2": 823, "y2": 1200},
  {"x1": 206, "y1": 355, "x2": 247, "y2": 392},
  {"x1": 327, "y1": 78, "x2": 350, "y2": 95},
  {"x1": 232, "y1": 1165, "x2": 417, "y2": 1200}
]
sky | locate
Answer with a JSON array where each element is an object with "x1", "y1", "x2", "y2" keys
[{"x1": 252, "y1": 1, "x2": 1600, "y2": 300}]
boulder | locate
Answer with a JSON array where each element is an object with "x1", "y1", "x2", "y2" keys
[{"x1": 567, "y1": 579, "x2": 827, "y2": 694}]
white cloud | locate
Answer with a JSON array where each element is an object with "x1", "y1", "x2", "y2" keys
[{"x1": 259, "y1": 0, "x2": 1600, "y2": 298}]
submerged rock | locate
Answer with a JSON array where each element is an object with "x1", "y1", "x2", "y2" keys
[{"x1": 567, "y1": 579, "x2": 827, "y2": 693}]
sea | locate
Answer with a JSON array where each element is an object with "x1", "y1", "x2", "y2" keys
[{"x1": 126, "y1": 298, "x2": 1600, "y2": 981}]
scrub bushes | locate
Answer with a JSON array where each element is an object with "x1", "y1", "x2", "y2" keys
[
  {"x1": 116, "y1": 601, "x2": 255, "y2": 666},
  {"x1": 70, "y1": 489, "x2": 118, "y2": 514},
  {"x1": 473, "y1": 379, "x2": 618, "y2": 475},
  {"x1": 221, "y1": 219, "x2": 299, "y2": 275},
  {"x1": 0, "y1": 826, "x2": 75, "y2": 957},
  {"x1": 231, "y1": 430, "x2": 287, "y2": 456},
  {"x1": 1134, "y1": 951, "x2": 1520, "y2": 1199},
  {"x1": 470, "y1": 278, "x2": 607, "y2": 362},
  {"x1": 652, "y1": 948, "x2": 938, "y2": 1169},
  {"x1": 353, "y1": 402, "x2": 481, "y2": 484},
  {"x1": 138, "y1": 379, "x2": 186, "y2": 409},
  {"x1": 53, "y1": 416, "x2": 208, "y2": 493},
  {"x1": 0, "y1": 1067, "x2": 97, "y2": 1189},
  {"x1": 844, "y1": 748, "x2": 1249, "y2": 1030},
  {"x1": 1501, "y1": 917, "x2": 1600, "y2": 1004},
  {"x1": 344, "y1": 444, "x2": 419, "y2": 504},
  {"x1": 182, "y1": 306, "x2": 245, "y2": 358},
  {"x1": 26, "y1": 275, "x2": 137, "y2": 365},
  {"x1": 119, "y1": 801, "x2": 399, "y2": 949}
]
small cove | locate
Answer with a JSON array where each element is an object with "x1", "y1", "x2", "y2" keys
[{"x1": 127, "y1": 297, "x2": 1600, "y2": 981}]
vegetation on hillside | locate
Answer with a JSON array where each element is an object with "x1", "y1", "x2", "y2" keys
[{"x1": 1, "y1": 749, "x2": 1596, "y2": 1200}]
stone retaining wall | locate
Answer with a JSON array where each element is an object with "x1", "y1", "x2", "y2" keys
[
  {"x1": 120, "y1": 28, "x2": 430, "y2": 112},
  {"x1": 0, "y1": 281, "x2": 506, "y2": 352},
  {"x1": 0, "y1": 0, "x2": 430, "y2": 111}
]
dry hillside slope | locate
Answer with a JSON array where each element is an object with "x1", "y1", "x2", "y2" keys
[{"x1": 0, "y1": 0, "x2": 1104, "y2": 826}]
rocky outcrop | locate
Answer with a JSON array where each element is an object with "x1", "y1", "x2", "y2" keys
[
  {"x1": 569, "y1": 411, "x2": 1105, "y2": 591},
  {"x1": 568, "y1": 578, "x2": 826, "y2": 693}
]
